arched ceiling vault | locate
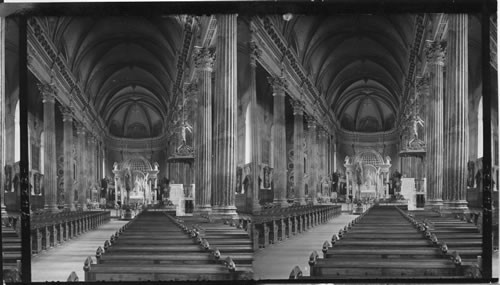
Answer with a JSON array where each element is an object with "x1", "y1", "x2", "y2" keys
[
  {"x1": 283, "y1": 14, "x2": 416, "y2": 132},
  {"x1": 47, "y1": 16, "x2": 185, "y2": 139}
]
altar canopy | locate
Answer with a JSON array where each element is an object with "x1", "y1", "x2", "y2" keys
[
  {"x1": 112, "y1": 157, "x2": 160, "y2": 206},
  {"x1": 344, "y1": 150, "x2": 391, "y2": 200}
]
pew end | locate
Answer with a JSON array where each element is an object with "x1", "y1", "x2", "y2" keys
[
  {"x1": 67, "y1": 271, "x2": 79, "y2": 282},
  {"x1": 289, "y1": 265, "x2": 303, "y2": 279},
  {"x1": 83, "y1": 256, "x2": 94, "y2": 281}
]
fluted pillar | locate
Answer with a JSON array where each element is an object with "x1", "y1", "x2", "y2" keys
[
  {"x1": 76, "y1": 123, "x2": 87, "y2": 210},
  {"x1": 269, "y1": 75, "x2": 288, "y2": 207},
  {"x1": 193, "y1": 47, "x2": 214, "y2": 215},
  {"x1": 86, "y1": 135, "x2": 93, "y2": 204},
  {"x1": 423, "y1": 40, "x2": 445, "y2": 210},
  {"x1": 60, "y1": 106, "x2": 75, "y2": 211},
  {"x1": 89, "y1": 136, "x2": 96, "y2": 202},
  {"x1": 442, "y1": 14, "x2": 469, "y2": 214},
  {"x1": 318, "y1": 127, "x2": 327, "y2": 196},
  {"x1": 39, "y1": 83, "x2": 59, "y2": 212},
  {"x1": 306, "y1": 115, "x2": 318, "y2": 204},
  {"x1": 248, "y1": 40, "x2": 262, "y2": 213},
  {"x1": 0, "y1": 18, "x2": 6, "y2": 215},
  {"x1": 292, "y1": 100, "x2": 306, "y2": 205},
  {"x1": 212, "y1": 14, "x2": 238, "y2": 218}
]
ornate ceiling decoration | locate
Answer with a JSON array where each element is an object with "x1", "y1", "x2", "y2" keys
[
  {"x1": 40, "y1": 16, "x2": 187, "y2": 139},
  {"x1": 279, "y1": 14, "x2": 416, "y2": 133}
]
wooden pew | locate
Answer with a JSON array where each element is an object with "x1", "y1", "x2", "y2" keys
[
  {"x1": 86, "y1": 211, "x2": 243, "y2": 281},
  {"x1": 294, "y1": 205, "x2": 473, "y2": 279},
  {"x1": 2, "y1": 222, "x2": 22, "y2": 283}
]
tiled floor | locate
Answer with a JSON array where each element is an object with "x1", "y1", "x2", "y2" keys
[
  {"x1": 253, "y1": 213, "x2": 357, "y2": 280},
  {"x1": 31, "y1": 219, "x2": 128, "y2": 282}
]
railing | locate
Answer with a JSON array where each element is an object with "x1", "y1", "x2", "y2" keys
[
  {"x1": 31, "y1": 211, "x2": 110, "y2": 254},
  {"x1": 236, "y1": 205, "x2": 342, "y2": 251}
]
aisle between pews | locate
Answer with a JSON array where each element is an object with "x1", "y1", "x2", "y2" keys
[
  {"x1": 31, "y1": 219, "x2": 128, "y2": 282},
  {"x1": 253, "y1": 213, "x2": 356, "y2": 279}
]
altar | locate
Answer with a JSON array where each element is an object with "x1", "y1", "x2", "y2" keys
[
  {"x1": 344, "y1": 149, "x2": 391, "y2": 200},
  {"x1": 112, "y1": 156, "x2": 160, "y2": 212}
]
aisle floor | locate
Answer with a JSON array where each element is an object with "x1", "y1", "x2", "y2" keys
[
  {"x1": 253, "y1": 213, "x2": 357, "y2": 280},
  {"x1": 31, "y1": 219, "x2": 128, "y2": 282}
]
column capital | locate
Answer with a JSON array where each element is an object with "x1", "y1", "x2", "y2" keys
[
  {"x1": 75, "y1": 122, "x2": 86, "y2": 135},
  {"x1": 305, "y1": 114, "x2": 317, "y2": 129},
  {"x1": 59, "y1": 105, "x2": 73, "y2": 122},
  {"x1": 424, "y1": 40, "x2": 446, "y2": 66},
  {"x1": 318, "y1": 126, "x2": 328, "y2": 137},
  {"x1": 268, "y1": 75, "x2": 287, "y2": 96},
  {"x1": 37, "y1": 83, "x2": 57, "y2": 103},
  {"x1": 291, "y1": 99, "x2": 305, "y2": 115},
  {"x1": 194, "y1": 47, "x2": 215, "y2": 71},
  {"x1": 249, "y1": 40, "x2": 262, "y2": 67}
]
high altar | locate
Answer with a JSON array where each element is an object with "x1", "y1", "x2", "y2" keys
[
  {"x1": 344, "y1": 149, "x2": 391, "y2": 200},
  {"x1": 112, "y1": 157, "x2": 160, "y2": 206}
]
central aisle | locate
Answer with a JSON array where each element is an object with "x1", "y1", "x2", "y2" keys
[
  {"x1": 31, "y1": 218, "x2": 129, "y2": 282},
  {"x1": 253, "y1": 213, "x2": 357, "y2": 280}
]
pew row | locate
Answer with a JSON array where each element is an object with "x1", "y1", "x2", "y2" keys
[
  {"x1": 291, "y1": 205, "x2": 481, "y2": 279},
  {"x1": 84, "y1": 210, "x2": 245, "y2": 281}
]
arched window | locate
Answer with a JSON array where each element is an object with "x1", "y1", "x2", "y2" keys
[
  {"x1": 245, "y1": 104, "x2": 251, "y2": 164},
  {"x1": 478, "y1": 97, "x2": 483, "y2": 158},
  {"x1": 40, "y1": 132, "x2": 44, "y2": 174}
]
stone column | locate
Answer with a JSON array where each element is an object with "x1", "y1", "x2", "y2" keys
[
  {"x1": 193, "y1": 47, "x2": 214, "y2": 215},
  {"x1": 76, "y1": 124, "x2": 87, "y2": 210},
  {"x1": 442, "y1": 14, "x2": 469, "y2": 213},
  {"x1": 424, "y1": 40, "x2": 445, "y2": 209},
  {"x1": 306, "y1": 115, "x2": 318, "y2": 204},
  {"x1": 60, "y1": 106, "x2": 75, "y2": 211},
  {"x1": 268, "y1": 75, "x2": 288, "y2": 207},
  {"x1": 248, "y1": 40, "x2": 262, "y2": 213},
  {"x1": 87, "y1": 135, "x2": 94, "y2": 203},
  {"x1": 318, "y1": 127, "x2": 327, "y2": 196},
  {"x1": 212, "y1": 14, "x2": 238, "y2": 218},
  {"x1": 292, "y1": 100, "x2": 306, "y2": 205},
  {"x1": 39, "y1": 83, "x2": 59, "y2": 212},
  {"x1": 0, "y1": 18, "x2": 6, "y2": 215}
]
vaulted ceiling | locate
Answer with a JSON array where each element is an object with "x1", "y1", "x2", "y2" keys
[
  {"x1": 39, "y1": 14, "x2": 417, "y2": 137},
  {"x1": 278, "y1": 14, "x2": 416, "y2": 132},
  {"x1": 44, "y1": 16, "x2": 185, "y2": 138}
]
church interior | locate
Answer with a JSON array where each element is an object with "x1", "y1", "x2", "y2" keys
[{"x1": 0, "y1": 7, "x2": 499, "y2": 282}]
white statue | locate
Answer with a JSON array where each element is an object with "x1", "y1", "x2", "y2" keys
[
  {"x1": 385, "y1": 156, "x2": 391, "y2": 165},
  {"x1": 113, "y1": 162, "x2": 118, "y2": 171},
  {"x1": 153, "y1": 162, "x2": 159, "y2": 171},
  {"x1": 409, "y1": 114, "x2": 424, "y2": 144},
  {"x1": 344, "y1": 156, "x2": 350, "y2": 165},
  {"x1": 179, "y1": 121, "x2": 193, "y2": 144}
]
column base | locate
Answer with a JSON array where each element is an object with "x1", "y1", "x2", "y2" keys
[
  {"x1": 1, "y1": 203, "x2": 7, "y2": 216},
  {"x1": 45, "y1": 205, "x2": 60, "y2": 213},
  {"x1": 193, "y1": 205, "x2": 212, "y2": 215},
  {"x1": 273, "y1": 199, "x2": 289, "y2": 208},
  {"x1": 440, "y1": 200, "x2": 469, "y2": 215},
  {"x1": 424, "y1": 199, "x2": 444, "y2": 211},
  {"x1": 210, "y1": 205, "x2": 238, "y2": 220},
  {"x1": 295, "y1": 197, "x2": 307, "y2": 205}
]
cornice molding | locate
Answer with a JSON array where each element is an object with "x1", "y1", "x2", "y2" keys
[
  {"x1": 106, "y1": 134, "x2": 169, "y2": 152},
  {"x1": 251, "y1": 16, "x2": 339, "y2": 136},
  {"x1": 167, "y1": 15, "x2": 197, "y2": 134},
  {"x1": 27, "y1": 17, "x2": 106, "y2": 140},
  {"x1": 398, "y1": 14, "x2": 426, "y2": 129}
]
